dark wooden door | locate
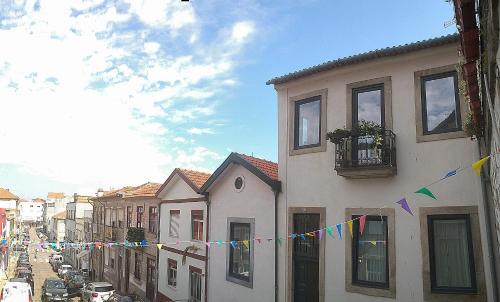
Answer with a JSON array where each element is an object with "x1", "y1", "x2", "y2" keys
[
  {"x1": 293, "y1": 213, "x2": 320, "y2": 302},
  {"x1": 146, "y1": 258, "x2": 156, "y2": 301},
  {"x1": 125, "y1": 249, "x2": 130, "y2": 293},
  {"x1": 118, "y1": 253, "x2": 123, "y2": 292}
]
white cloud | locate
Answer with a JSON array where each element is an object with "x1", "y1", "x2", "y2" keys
[
  {"x1": 0, "y1": 0, "x2": 256, "y2": 194},
  {"x1": 187, "y1": 128, "x2": 215, "y2": 135}
]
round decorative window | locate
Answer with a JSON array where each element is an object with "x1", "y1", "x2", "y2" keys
[{"x1": 234, "y1": 176, "x2": 245, "y2": 192}]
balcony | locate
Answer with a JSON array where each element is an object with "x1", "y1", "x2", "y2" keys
[
  {"x1": 126, "y1": 227, "x2": 145, "y2": 243},
  {"x1": 334, "y1": 130, "x2": 396, "y2": 178}
]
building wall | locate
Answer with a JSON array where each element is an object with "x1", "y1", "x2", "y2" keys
[
  {"x1": 208, "y1": 164, "x2": 276, "y2": 302},
  {"x1": 275, "y1": 44, "x2": 493, "y2": 301}
]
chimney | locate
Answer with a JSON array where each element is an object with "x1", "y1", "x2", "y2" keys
[{"x1": 97, "y1": 188, "x2": 104, "y2": 197}]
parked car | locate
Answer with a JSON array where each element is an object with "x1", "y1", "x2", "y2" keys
[
  {"x1": 0, "y1": 281, "x2": 33, "y2": 302},
  {"x1": 107, "y1": 293, "x2": 145, "y2": 302},
  {"x1": 17, "y1": 262, "x2": 32, "y2": 272},
  {"x1": 41, "y1": 278, "x2": 69, "y2": 302},
  {"x1": 50, "y1": 255, "x2": 63, "y2": 267},
  {"x1": 52, "y1": 261, "x2": 62, "y2": 273},
  {"x1": 81, "y1": 282, "x2": 114, "y2": 302},
  {"x1": 12, "y1": 245, "x2": 26, "y2": 253},
  {"x1": 63, "y1": 270, "x2": 80, "y2": 283},
  {"x1": 58, "y1": 265, "x2": 72, "y2": 277},
  {"x1": 16, "y1": 270, "x2": 34, "y2": 293},
  {"x1": 80, "y1": 268, "x2": 89, "y2": 278},
  {"x1": 65, "y1": 274, "x2": 86, "y2": 298}
]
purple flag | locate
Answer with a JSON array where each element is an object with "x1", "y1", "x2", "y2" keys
[
  {"x1": 396, "y1": 198, "x2": 413, "y2": 216},
  {"x1": 318, "y1": 229, "x2": 323, "y2": 240}
]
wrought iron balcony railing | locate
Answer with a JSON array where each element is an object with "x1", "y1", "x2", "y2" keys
[{"x1": 334, "y1": 130, "x2": 397, "y2": 178}]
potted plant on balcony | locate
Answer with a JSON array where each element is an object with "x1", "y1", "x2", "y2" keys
[
  {"x1": 326, "y1": 128, "x2": 352, "y2": 144},
  {"x1": 353, "y1": 120, "x2": 383, "y2": 149}
]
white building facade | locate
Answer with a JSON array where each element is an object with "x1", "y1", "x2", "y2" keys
[
  {"x1": 18, "y1": 200, "x2": 44, "y2": 224},
  {"x1": 200, "y1": 153, "x2": 280, "y2": 302},
  {"x1": 65, "y1": 196, "x2": 93, "y2": 269},
  {"x1": 269, "y1": 34, "x2": 495, "y2": 302},
  {"x1": 156, "y1": 169, "x2": 211, "y2": 302}
]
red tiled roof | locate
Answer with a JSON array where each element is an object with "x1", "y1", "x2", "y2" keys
[
  {"x1": 0, "y1": 188, "x2": 19, "y2": 200},
  {"x1": 47, "y1": 192, "x2": 64, "y2": 199},
  {"x1": 33, "y1": 198, "x2": 45, "y2": 203},
  {"x1": 237, "y1": 154, "x2": 278, "y2": 180},
  {"x1": 179, "y1": 169, "x2": 211, "y2": 189},
  {"x1": 102, "y1": 182, "x2": 161, "y2": 198}
]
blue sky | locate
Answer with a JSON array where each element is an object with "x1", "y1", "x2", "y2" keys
[{"x1": 0, "y1": 0, "x2": 456, "y2": 199}]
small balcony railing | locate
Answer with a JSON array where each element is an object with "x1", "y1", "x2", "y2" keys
[{"x1": 334, "y1": 130, "x2": 397, "y2": 178}]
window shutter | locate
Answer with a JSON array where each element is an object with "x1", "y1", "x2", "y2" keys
[{"x1": 170, "y1": 210, "x2": 180, "y2": 237}]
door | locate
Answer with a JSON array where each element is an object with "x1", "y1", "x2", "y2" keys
[
  {"x1": 124, "y1": 249, "x2": 130, "y2": 293},
  {"x1": 146, "y1": 258, "x2": 156, "y2": 301},
  {"x1": 293, "y1": 213, "x2": 320, "y2": 302},
  {"x1": 118, "y1": 253, "x2": 123, "y2": 292}
]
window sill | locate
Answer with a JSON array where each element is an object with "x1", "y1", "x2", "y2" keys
[
  {"x1": 226, "y1": 275, "x2": 253, "y2": 289},
  {"x1": 289, "y1": 144, "x2": 326, "y2": 156},
  {"x1": 416, "y1": 130, "x2": 467, "y2": 143},
  {"x1": 346, "y1": 283, "x2": 395, "y2": 299},
  {"x1": 167, "y1": 284, "x2": 177, "y2": 291}
]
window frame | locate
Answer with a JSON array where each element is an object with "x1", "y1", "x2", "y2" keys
[
  {"x1": 288, "y1": 89, "x2": 328, "y2": 156},
  {"x1": 351, "y1": 215, "x2": 389, "y2": 289},
  {"x1": 134, "y1": 252, "x2": 142, "y2": 280},
  {"x1": 293, "y1": 96, "x2": 322, "y2": 150},
  {"x1": 427, "y1": 214, "x2": 477, "y2": 294},
  {"x1": 127, "y1": 206, "x2": 132, "y2": 228},
  {"x1": 169, "y1": 210, "x2": 180, "y2": 238},
  {"x1": 136, "y1": 206, "x2": 143, "y2": 229},
  {"x1": 352, "y1": 84, "x2": 385, "y2": 128},
  {"x1": 226, "y1": 217, "x2": 254, "y2": 288},
  {"x1": 189, "y1": 266, "x2": 202, "y2": 302},
  {"x1": 148, "y1": 206, "x2": 157, "y2": 234},
  {"x1": 167, "y1": 258, "x2": 177, "y2": 288},
  {"x1": 191, "y1": 210, "x2": 204, "y2": 241},
  {"x1": 421, "y1": 71, "x2": 462, "y2": 135},
  {"x1": 414, "y1": 65, "x2": 467, "y2": 143}
]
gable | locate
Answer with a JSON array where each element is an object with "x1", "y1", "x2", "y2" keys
[{"x1": 157, "y1": 173, "x2": 204, "y2": 201}]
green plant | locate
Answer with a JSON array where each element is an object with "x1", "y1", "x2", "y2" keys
[
  {"x1": 182, "y1": 244, "x2": 201, "y2": 265},
  {"x1": 463, "y1": 112, "x2": 482, "y2": 139},
  {"x1": 326, "y1": 128, "x2": 351, "y2": 144},
  {"x1": 126, "y1": 227, "x2": 145, "y2": 243},
  {"x1": 353, "y1": 120, "x2": 383, "y2": 148}
]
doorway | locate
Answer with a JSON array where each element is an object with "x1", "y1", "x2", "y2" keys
[
  {"x1": 124, "y1": 249, "x2": 130, "y2": 293},
  {"x1": 146, "y1": 258, "x2": 156, "y2": 301}
]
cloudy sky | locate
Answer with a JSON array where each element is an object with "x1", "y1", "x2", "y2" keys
[{"x1": 0, "y1": 0, "x2": 456, "y2": 199}]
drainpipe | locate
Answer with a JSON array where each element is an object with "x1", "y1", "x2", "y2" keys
[
  {"x1": 204, "y1": 194, "x2": 210, "y2": 302},
  {"x1": 273, "y1": 189, "x2": 279, "y2": 302},
  {"x1": 155, "y1": 202, "x2": 161, "y2": 302}
]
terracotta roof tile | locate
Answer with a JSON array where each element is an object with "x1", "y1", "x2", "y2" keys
[
  {"x1": 47, "y1": 192, "x2": 65, "y2": 199},
  {"x1": 179, "y1": 169, "x2": 211, "y2": 189},
  {"x1": 0, "y1": 188, "x2": 19, "y2": 200},
  {"x1": 101, "y1": 182, "x2": 161, "y2": 198},
  {"x1": 237, "y1": 154, "x2": 278, "y2": 180},
  {"x1": 53, "y1": 211, "x2": 66, "y2": 220}
]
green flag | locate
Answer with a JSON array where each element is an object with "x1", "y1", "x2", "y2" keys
[{"x1": 415, "y1": 187, "x2": 436, "y2": 200}]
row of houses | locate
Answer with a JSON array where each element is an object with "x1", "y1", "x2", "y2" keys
[{"x1": 86, "y1": 32, "x2": 499, "y2": 302}]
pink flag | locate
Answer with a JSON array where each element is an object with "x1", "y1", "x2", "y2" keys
[
  {"x1": 318, "y1": 229, "x2": 323, "y2": 240},
  {"x1": 359, "y1": 215, "x2": 367, "y2": 235}
]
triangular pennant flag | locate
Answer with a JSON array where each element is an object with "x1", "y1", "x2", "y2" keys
[
  {"x1": 326, "y1": 226, "x2": 333, "y2": 238},
  {"x1": 300, "y1": 234, "x2": 306, "y2": 241},
  {"x1": 242, "y1": 240, "x2": 249, "y2": 249},
  {"x1": 347, "y1": 220, "x2": 353, "y2": 237},
  {"x1": 230, "y1": 241, "x2": 237, "y2": 249},
  {"x1": 318, "y1": 229, "x2": 323, "y2": 240},
  {"x1": 267, "y1": 238, "x2": 273, "y2": 242},
  {"x1": 277, "y1": 238, "x2": 282, "y2": 246},
  {"x1": 256, "y1": 238, "x2": 261, "y2": 244},
  {"x1": 415, "y1": 187, "x2": 437, "y2": 200},
  {"x1": 216, "y1": 240, "x2": 222, "y2": 247},
  {"x1": 359, "y1": 215, "x2": 366, "y2": 235},
  {"x1": 444, "y1": 169, "x2": 457, "y2": 179},
  {"x1": 396, "y1": 198, "x2": 413, "y2": 216},
  {"x1": 370, "y1": 241, "x2": 377, "y2": 246},
  {"x1": 336, "y1": 224, "x2": 342, "y2": 240},
  {"x1": 206, "y1": 242, "x2": 211, "y2": 248},
  {"x1": 472, "y1": 156, "x2": 490, "y2": 176},
  {"x1": 156, "y1": 244, "x2": 163, "y2": 250}
]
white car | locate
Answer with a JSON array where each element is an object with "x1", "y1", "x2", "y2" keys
[
  {"x1": 81, "y1": 282, "x2": 115, "y2": 302},
  {"x1": 0, "y1": 281, "x2": 33, "y2": 302},
  {"x1": 57, "y1": 264, "x2": 72, "y2": 277}
]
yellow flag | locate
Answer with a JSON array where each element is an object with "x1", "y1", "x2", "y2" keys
[
  {"x1": 370, "y1": 241, "x2": 377, "y2": 246},
  {"x1": 347, "y1": 221, "x2": 353, "y2": 238},
  {"x1": 472, "y1": 156, "x2": 490, "y2": 176},
  {"x1": 156, "y1": 244, "x2": 163, "y2": 250},
  {"x1": 242, "y1": 240, "x2": 249, "y2": 249}
]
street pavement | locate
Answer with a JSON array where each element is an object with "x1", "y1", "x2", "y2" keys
[{"x1": 28, "y1": 228, "x2": 79, "y2": 302}]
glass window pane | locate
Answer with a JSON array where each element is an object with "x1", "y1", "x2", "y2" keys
[
  {"x1": 297, "y1": 99, "x2": 320, "y2": 147},
  {"x1": 424, "y1": 75, "x2": 459, "y2": 133},
  {"x1": 355, "y1": 218, "x2": 387, "y2": 284},
  {"x1": 432, "y1": 218, "x2": 472, "y2": 288},
  {"x1": 356, "y1": 89, "x2": 382, "y2": 125},
  {"x1": 230, "y1": 223, "x2": 251, "y2": 279}
]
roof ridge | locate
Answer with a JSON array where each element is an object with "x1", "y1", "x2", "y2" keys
[{"x1": 236, "y1": 153, "x2": 278, "y2": 165}]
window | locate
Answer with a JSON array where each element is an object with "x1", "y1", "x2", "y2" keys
[
  {"x1": 289, "y1": 89, "x2": 327, "y2": 156},
  {"x1": 136, "y1": 206, "x2": 143, "y2": 228},
  {"x1": 191, "y1": 210, "x2": 204, "y2": 241},
  {"x1": 353, "y1": 85, "x2": 384, "y2": 127},
  {"x1": 104, "y1": 247, "x2": 109, "y2": 266},
  {"x1": 127, "y1": 206, "x2": 132, "y2": 228},
  {"x1": 134, "y1": 252, "x2": 142, "y2": 280},
  {"x1": 420, "y1": 206, "x2": 486, "y2": 302},
  {"x1": 111, "y1": 208, "x2": 117, "y2": 227},
  {"x1": 148, "y1": 207, "x2": 157, "y2": 234},
  {"x1": 169, "y1": 210, "x2": 180, "y2": 238},
  {"x1": 294, "y1": 97, "x2": 321, "y2": 149},
  {"x1": 110, "y1": 255, "x2": 115, "y2": 269},
  {"x1": 414, "y1": 66, "x2": 466, "y2": 142},
  {"x1": 352, "y1": 215, "x2": 388, "y2": 288},
  {"x1": 118, "y1": 208, "x2": 124, "y2": 228},
  {"x1": 421, "y1": 72, "x2": 461, "y2": 135},
  {"x1": 105, "y1": 208, "x2": 111, "y2": 226},
  {"x1": 428, "y1": 215, "x2": 476, "y2": 293},
  {"x1": 189, "y1": 266, "x2": 202, "y2": 302},
  {"x1": 226, "y1": 218, "x2": 254, "y2": 287},
  {"x1": 167, "y1": 259, "x2": 177, "y2": 287}
]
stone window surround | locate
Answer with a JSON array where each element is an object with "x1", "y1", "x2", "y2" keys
[
  {"x1": 345, "y1": 208, "x2": 396, "y2": 299},
  {"x1": 226, "y1": 217, "x2": 255, "y2": 288},
  {"x1": 414, "y1": 64, "x2": 468, "y2": 143},
  {"x1": 288, "y1": 89, "x2": 328, "y2": 156},
  {"x1": 346, "y1": 76, "x2": 393, "y2": 130},
  {"x1": 287, "y1": 207, "x2": 326, "y2": 302},
  {"x1": 419, "y1": 206, "x2": 486, "y2": 302}
]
